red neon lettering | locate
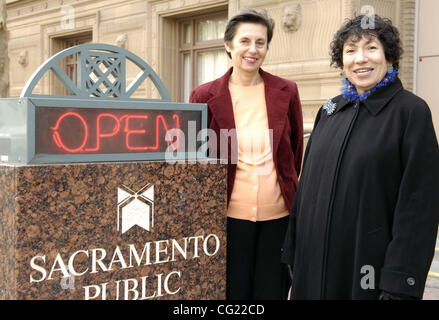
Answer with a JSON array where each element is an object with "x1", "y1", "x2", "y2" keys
[
  {"x1": 84, "y1": 113, "x2": 120, "y2": 151},
  {"x1": 159, "y1": 114, "x2": 180, "y2": 151},
  {"x1": 149, "y1": 115, "x2": 168, "y2": 151},
  {"x1": 51, "y1": 112, "x2": 88, "y2": 153},
  {"x1": 171, "y1": 114, "x2": 181, "y2": 151},
  {"x1": 124, "y1": 115, "x2": 149, "y2": 150}
]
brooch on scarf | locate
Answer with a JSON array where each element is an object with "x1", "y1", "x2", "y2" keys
[{"x1": 323, "y1": 99, "x2": 337, "y2": 115}]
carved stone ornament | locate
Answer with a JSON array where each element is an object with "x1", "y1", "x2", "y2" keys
[
  {"x1": 282, "y1": 3, "x2": 302, "y2": 33},
  {"x1": 116, "y1": 33, "x2": 128, "y2": 49},
  {"x1": 18, "y1": 50, "x2": 28, "y2": 67}
]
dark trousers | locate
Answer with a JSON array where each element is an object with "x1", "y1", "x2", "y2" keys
[{"x1": 226, "y1": 216, "x2": 291, "y2": 300}]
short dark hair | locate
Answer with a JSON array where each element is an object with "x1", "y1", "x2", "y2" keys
[
  {"x1": 329, "y1": 14, "x2": 403, "y2": 70},
  {"x1": 224, "y1": 8, "x2": 275, "y2": 58}
]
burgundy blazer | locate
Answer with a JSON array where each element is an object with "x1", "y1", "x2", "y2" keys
[{"x1": 189, "y1": 67, "x2": 303, "y2": 211}]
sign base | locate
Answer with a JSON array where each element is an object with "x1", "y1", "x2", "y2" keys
[{"x1": 0, "y1": 161, "x2": 227, "y2": 300}]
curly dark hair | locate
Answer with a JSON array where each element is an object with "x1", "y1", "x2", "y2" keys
[
  {"x1": 224, "y1": 8, "x2": 275, "y2": 59},
  {"x1": 329, "y1": 14, "x2": 403, "y2": 70}
]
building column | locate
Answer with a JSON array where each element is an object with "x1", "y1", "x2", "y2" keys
[
  {"x1": 0, "y1": 0, "x2": 9, "y2": 97},
  {"x1": 399, "y1": 0, "x2": 416, "y2": 91}
]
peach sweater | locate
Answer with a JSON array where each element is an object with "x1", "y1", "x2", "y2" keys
[{"x1": 227, "y1": 81, "x2": 289, "y2": 222}]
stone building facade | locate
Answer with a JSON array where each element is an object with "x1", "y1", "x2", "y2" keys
[
  {"x1": 0, "y1": 0, "x2": 8, "y2": 97},
  {"x1": 3, "y1": 0, "x2": 438, "y2": 134}
]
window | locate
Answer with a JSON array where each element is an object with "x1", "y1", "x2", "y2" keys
[
  {"x1": 51, "y1": 32, "x2": 92, "y2": 95},
  {"x1": 178, "y1": 12, "x2": 229, "y2": 102}
]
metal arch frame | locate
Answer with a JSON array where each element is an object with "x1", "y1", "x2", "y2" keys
[{"x1": 20, "y1": 43, "x2": 171, "y2": 101}]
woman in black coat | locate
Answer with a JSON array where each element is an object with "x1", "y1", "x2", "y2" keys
[{"x1": 282, "y1": 15, "x2": 439, "y2": 300}]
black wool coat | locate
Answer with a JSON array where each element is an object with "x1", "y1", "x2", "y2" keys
[{"x1": 281, "y1": 78, "x2": 439, "y2": 299}]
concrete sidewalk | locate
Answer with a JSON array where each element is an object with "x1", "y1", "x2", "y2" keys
[{"x1": 423, "y1": 276, "x2": 439, "y2": 300}]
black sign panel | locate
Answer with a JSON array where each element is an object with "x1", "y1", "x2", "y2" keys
[{"x1": 35, "y1": 107, "x2": 202, "y2": 155}]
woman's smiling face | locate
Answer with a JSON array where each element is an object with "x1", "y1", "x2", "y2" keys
[
  {"x1": 342, "y1": 34, "x2": 391, "y2": 94},
  {"x1": 224, "y1": 22, "x2": 268, "y2": 76}
]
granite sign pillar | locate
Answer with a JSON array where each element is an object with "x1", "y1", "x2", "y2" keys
[{"x1": 0, "y1": 44, "x2": 226, "y2": 300}]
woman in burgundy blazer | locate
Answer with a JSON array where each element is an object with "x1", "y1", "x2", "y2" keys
[
  {"x1": 190, "y1": 67, "x2": 303, "y2": 210},
  {"x1": 189, "y1": 9, "x2": 303, "y2": 300}
]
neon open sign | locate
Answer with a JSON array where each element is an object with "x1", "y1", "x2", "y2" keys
[
  {"x1": 35, "y1": 107, "x2": 202, "y2": 156},
  {"x1": 0, "y1": 44, "x2": 208, "y2": 164}
]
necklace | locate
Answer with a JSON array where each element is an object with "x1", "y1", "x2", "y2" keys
[{"x1": 341, "y1": 69, "x2": 399, "y2": 102}]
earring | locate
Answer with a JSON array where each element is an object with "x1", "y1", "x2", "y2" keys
[
  {"x1": 387, "y1": 65, "x2": 394, "y2": 73},
  {"x1": 341, "y1": 71, "x2": 347, "y2": 80}
]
